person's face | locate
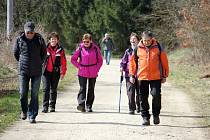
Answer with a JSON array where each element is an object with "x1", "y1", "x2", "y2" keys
[
  {"x1": 50, "y1": 37, "x2": 58, "y2": 47},
  {"x1": 83, "y1": 39, "x2": 92, "y2": 48},
  {"x1": 142, "y1": 37, "x2": 152, "y2": 47},
  {"x1": 130, "y1": 36, "x2": 138, "y2": 46},
  {"x1": 25, "y1": 31, "x2": 35, "y2": 40}
]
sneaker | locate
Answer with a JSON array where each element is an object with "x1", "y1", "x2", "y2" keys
[
  {"x1": 142, "y1": 118, "x2": 150, "y2": 126},
  {"x1": 42, "y1": 108, "x2": 48, "y2": 113},
  {"x1": 153, "y1": 116, "x2": 160, "y2": 125},
  {"x1": 29, "y1": 118, "x2": 36, "y2": 124},
  {"x1": 20, "y1": 112, "x2": 27, "y2": 120},
  {"x1": 129, "y1": 110, "x2": 135, "y2": 115},
  {"x1": 77, "y1": 105, "x2": 85, "y2": 112},
  {"x1": 87, "y1": 108, "x2": 93, "y2": 112},
  {"x1": 50, "y1": 108, "x2": 55, "y2": 112}
]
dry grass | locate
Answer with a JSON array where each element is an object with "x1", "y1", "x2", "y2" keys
[
  {"x1": 0, "y1": 23, "x2": 48, "y2": 94},
  {"x1": 176, "y1": 0, "x2": 210, "y2": 64},
  {"x1": 169, "y1": 47, "x2": 210, "y2": 126}
]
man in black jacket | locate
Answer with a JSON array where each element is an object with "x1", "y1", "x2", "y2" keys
[{"x1": 13, "y1": 21, "x2": 46, "y2": 123}]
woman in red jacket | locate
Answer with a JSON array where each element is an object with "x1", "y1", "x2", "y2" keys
[{"x1": 42, "y1": 32, "x2": 67, "y2": 113}]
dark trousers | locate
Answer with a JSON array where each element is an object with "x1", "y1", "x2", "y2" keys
[
  {"x1": 42, "y1": 71, "x2": 60, "y2": 109},
  {"x1": 139, "y1": 80, "x2": 161, "y2": 119},
  {"x1": 19, "y1": 74, "x2": 41, "y2": 119},
  {"x1": 78, "y1": 76, "x2": 96, "y2": 109},
  {"x1": 125, "y1": 77, "x2": 140, "y2": 111}
]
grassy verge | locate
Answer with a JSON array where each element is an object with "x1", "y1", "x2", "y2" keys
[
  {"x1": 0, "y1": 92, "x2": 19, "y2": 133},
  {"x1": 168, "y1": 47, "x2": 210, "y2": 125},
  {"x1": 58, "y1": 59, "x2": 77, "y2": 90},
  {"x1": 0, "y1": 59, "x2": 76, "y2": 133},
  {"x1": 0, "y1": 67, "x2": 14, "y2": 78}
]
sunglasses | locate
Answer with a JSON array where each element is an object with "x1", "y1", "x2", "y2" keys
[
  {"x1": 26, "y1": 31, "x2": 35, "y2": 34},
  {"x1": 83, "y1": 41, "x2": 90, "y2": 44}
]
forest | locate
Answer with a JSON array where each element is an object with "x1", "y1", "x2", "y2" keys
[{"x1": 0, "y1": 0, "x2": 209, "y2": 57}]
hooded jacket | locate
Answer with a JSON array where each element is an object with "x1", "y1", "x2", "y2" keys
[
  {"x1": 71, "y1": 43, "x2": 103, "y2": 78},
  {"x1": 129, "y1": 39, "x2": 169, "y2": 80}
]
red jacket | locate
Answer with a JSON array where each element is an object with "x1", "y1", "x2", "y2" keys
[{"x1": 44, "y1": 44, "x2": 67, "y2": 76}]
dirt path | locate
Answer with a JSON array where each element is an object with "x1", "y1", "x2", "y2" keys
[{"x1": 0, "y1": 59, "x2": 209, "y2": 140}]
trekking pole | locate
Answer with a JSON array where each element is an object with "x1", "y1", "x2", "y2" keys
[{"x1": 119, "y1": 71, "x2": 123, "y2": 113}]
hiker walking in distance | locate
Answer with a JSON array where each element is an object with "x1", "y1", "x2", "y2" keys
[{"x1": 102, "y1": 33, "x2": 114, "y2": 65}]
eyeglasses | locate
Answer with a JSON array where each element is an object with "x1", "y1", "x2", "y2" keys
[
  {"x1": 26, "y1": 31, "x2": 35, "y2": 34},
  {"x1": 83, "y1": 41, "x2": 90, "y2": 44}
]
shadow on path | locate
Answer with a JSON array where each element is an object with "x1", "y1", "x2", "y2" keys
[{"x1": 38, "y1": 121, "x2": 210, "y2": 129}]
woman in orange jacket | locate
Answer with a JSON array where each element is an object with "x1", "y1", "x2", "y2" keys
[{"x1": 129, "y1": 31, "x2": 169, "y2": 126}]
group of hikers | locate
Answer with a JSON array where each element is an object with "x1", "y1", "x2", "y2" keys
[{"x1": 13, "y1": 21, "x2": 169, "y2": 126}]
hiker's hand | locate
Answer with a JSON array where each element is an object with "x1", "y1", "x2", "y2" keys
[
  {"x1": 120, "y1": 68, "x2": 123, "y2": 73},
  {"x1": 161, "y1": 78, "x2": 166, "y2": 83},
  {"x1": 60, "y1": 74, "x2": 65, "y2": 80},
  {"x1": 130, "y1": 77, "x2": 135, "y2": 84}
]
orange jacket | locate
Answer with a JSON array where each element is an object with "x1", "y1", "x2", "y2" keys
[{"x1": 129, "y1": 39, "x2": 169, "y2": 80}]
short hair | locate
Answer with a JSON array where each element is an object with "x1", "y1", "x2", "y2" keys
[
  {"x1": 48, "y1": 32, "x2": 59, "y2": 40},
  {"x1": 83, "y1": 33, "x2": 92, "y2": 40},
  {"x1": 130, "y1": 32, "x2": 140, "y2": 41},
  {"x1": 141, "y1": 31, "x2": 153, "y2": 39}
]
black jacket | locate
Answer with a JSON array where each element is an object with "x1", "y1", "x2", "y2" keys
[{"x1": 13, "y1": 32, "x2": 47, "y2": 76}]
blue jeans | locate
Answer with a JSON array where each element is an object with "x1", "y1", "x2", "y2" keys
[
  {"x1": 19, "y1": 74, "x2": 41, "y2": 119},
  {"x1": 104, "y1": 50, "x2": 111, "y2": 65}
]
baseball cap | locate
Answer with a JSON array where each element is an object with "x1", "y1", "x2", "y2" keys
[{"x1": 24, "y1": 21, "x2": 35, "y2": 32}]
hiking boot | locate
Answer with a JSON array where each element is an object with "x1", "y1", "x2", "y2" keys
[
  {"x1": 50, "y1": 108, "x2": 55, "y2": 112},
  {"x1": 29, "y1": 118, "x2": 36, "y2": 124},
  {"x1": 87, "y1": 108, "x2": 93, "y2": 112},
  {"x1": 20, "y1": 112, "x2": 27, "y2": 120},
  {"x1": 153, "y1": 116, "x2": 160, "y2": 125},
  {"x1": 77, "y1": 105, "x2": 85, "y2": 112},
  {"x1": 42, "y1": 108, "x2": 48, "y2": 113},
  {"x1": 136, "y1": 107, "x2": 140, "y2": 113},
  {"x1": 129, "y1": 110, "x2": 135, "y2": 115},
  {"x1": 142, "y1": 118, "x2": 150, "y2": 126}
]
